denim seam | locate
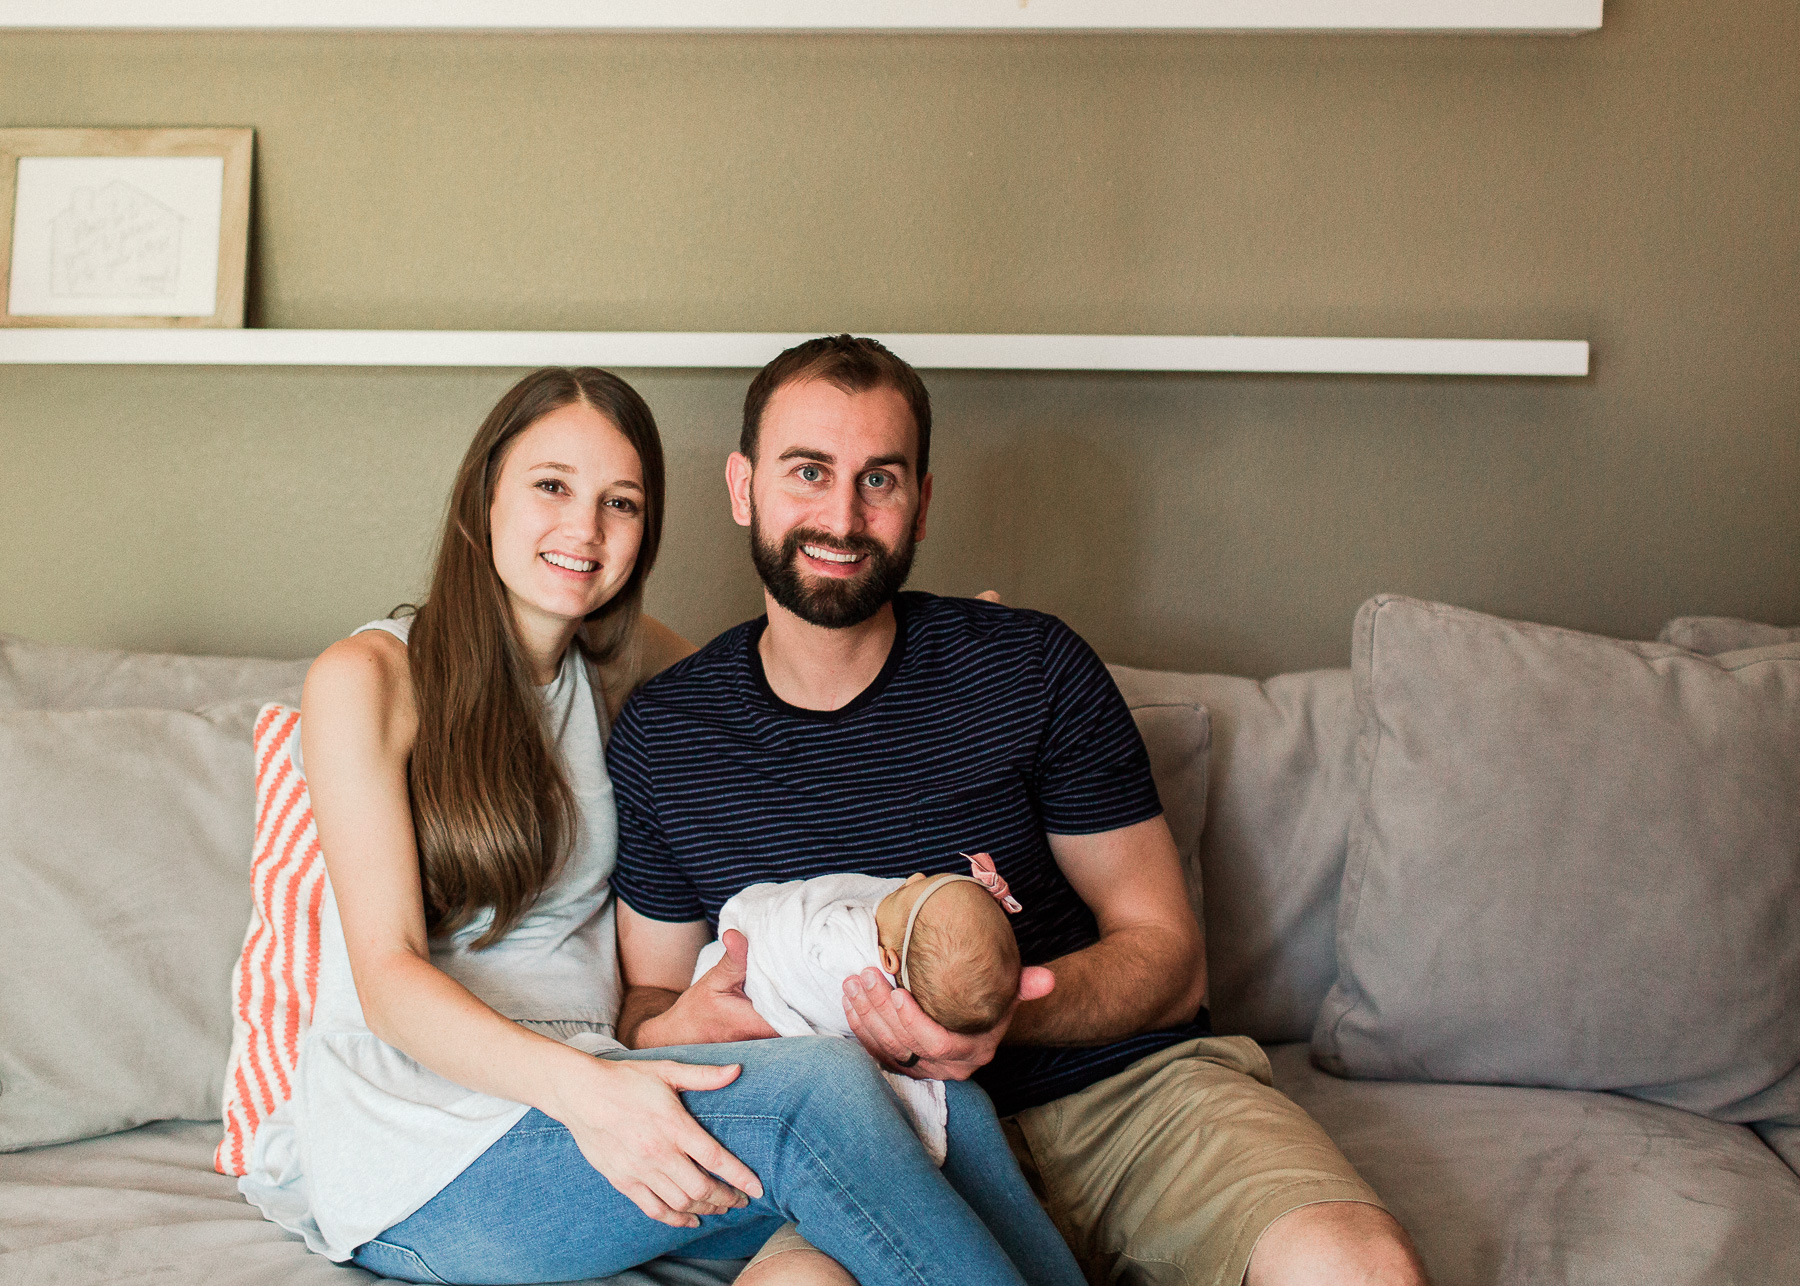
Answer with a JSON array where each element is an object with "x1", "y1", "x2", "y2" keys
[
  {"x1": 363, "y1": 1237, "x2": 451, "y2": 1284},
  {"x1": 691, "y1": 1110, "x2": 931, "y2": 1286}
]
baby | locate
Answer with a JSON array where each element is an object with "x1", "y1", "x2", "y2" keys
[{"x1": 691, "y1": 853, "x2": 1023, "y2": 1162}]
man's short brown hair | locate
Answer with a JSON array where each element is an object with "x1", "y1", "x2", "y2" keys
[{"x1": 740, "y1": 334, "x2": 933, "y2": 478}]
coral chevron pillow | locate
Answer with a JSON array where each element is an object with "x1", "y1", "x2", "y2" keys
[{"x1": 216, "y1": 705, "x2": 326, "y2": 1177}]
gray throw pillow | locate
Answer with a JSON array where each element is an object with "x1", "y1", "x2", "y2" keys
[
  {"x1": 0, "y1": 702, "x2": 259, "y2": 1150},
  {"x1": 1112, "y1": 666, "x2": 1357, "y2": 1041},
  {"x1": 0, "y1": 633, "x2": 310, "y2": 712},
  {"x1": 1658, "y1": 616, "x2": 1800, "y2": 656},
  {"x1": 1113, "y1": 683, "x2": 1210, "y2": 942},
  {"x1": 1313, "y1": 597, "x2": 1800, "y2": 1132},
  {"x1": 1189, "y1": 669, "x2": 1358, "y2": 1045}
]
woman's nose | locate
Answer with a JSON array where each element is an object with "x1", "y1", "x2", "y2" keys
[{"x1": 563, "y1": 505, "x2": 603, "y2": 545}]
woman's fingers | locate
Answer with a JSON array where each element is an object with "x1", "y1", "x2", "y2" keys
[
  {"x1": 648, "y1": 1059, "x2": 743, "y2": 1092},
  {"x1": 645, "y1": 1163, "x2": 726, "y2": 1223},
  {"x1": 679, "y1": 1122, "x2": 765, "y2": 1200},
  {"x1": 620, "y1": 1179, "x2": 698, "y2": 1229},
  {"x1": 660, "y1": 1142, "x2": 749, "y2": 1212},
  {"x1": 643, "y1": 1059, "x2": 765, "y2": 1198}
]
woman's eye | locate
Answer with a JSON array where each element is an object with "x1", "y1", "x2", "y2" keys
[
  {"x1": 535, "y1": 479, "x2": 565, "y2": 494},
  {"x1": 797, "y1": 465, "x2": 823, "y2": 483},
  {"x1": 605, "y1": 496, "x2": 640, "y2": 515}
]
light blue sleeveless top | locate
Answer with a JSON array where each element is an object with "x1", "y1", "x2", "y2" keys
[{"x1": 240, "y1": 618, "x2": 624, "y2": 1261}]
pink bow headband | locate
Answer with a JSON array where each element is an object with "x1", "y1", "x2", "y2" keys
[
  {"x1": 894, "y1": 854, "x2": 1024, "y2": 992},
  {"x1": 961, "y1": 852, "x2": 1022, "y2": 913}
]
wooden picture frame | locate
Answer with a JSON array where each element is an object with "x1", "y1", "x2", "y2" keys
[{"x1": 0, "y1": 128, "x2": 252, "y2": 328}]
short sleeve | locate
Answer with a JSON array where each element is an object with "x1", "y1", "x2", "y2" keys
[
  {"x1": 607, "y1": 703, "x2": 706, "y2": 923},
  {"x1": 1033, "y1": 619, "x2": 1164, "y2": 836}
]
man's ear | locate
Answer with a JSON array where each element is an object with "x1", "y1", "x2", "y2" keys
[
  {"x1": 912, "y1": 472, "x2": 933, "y2": 543},
  {"x1": 726, "y1": 451, "x2": 755, "y2": 528}
]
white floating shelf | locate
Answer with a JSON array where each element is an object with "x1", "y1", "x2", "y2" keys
[
  {"x1": 0, "y1": 2, "x2": 1604, "y2": 34},
  {"x1": 0, "y1": 330, "x2": 1589, "y2": 375}
]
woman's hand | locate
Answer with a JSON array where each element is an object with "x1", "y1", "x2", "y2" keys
[{"x1": 546, "y1": 1054, "x2": 766, "y2": 1228}]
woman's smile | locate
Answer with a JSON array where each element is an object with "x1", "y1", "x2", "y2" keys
[{"x1": 540, "y1": 550, "x2": 601, "y2": 575}]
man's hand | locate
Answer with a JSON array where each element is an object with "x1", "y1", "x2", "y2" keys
[
  {"x1": 841, "y1": 965, "x2": 1055, "y2": 1080},
  {"x1": 635, "y1": 930, "x2": 779, "y2": 1049}
]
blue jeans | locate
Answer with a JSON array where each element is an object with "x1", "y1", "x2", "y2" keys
[{"x1": 351, "y1": 1037, "x2": 1084, "y2": 1286}]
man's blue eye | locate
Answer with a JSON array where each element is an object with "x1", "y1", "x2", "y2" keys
[
  {"x1": 799, "y1": 465, "x2": 822, "y2": 482},
  {"x1": 864, "y1": 474, "x2": 889, "y2": 489}
]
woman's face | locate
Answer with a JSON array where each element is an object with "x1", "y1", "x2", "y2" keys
[{"x1": 488, "y1": 402, "x2": 646, "y2": 637}]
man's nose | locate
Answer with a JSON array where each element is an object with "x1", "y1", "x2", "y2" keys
[{"x1": 814, "y1": 477, "x2": 864, "y2": 538}]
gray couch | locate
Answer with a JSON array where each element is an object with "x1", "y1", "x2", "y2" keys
[{"x1": 4, "y1": 598, "x2": 1798, "y2": 1286}]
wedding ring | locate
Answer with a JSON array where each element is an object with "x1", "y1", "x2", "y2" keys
[{"x1": 896, "y1": 1051, "x2": 921, "y2": 1068}]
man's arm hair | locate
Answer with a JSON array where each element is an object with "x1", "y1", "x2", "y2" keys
[
  {"x1": 616, "y1": 904, "x2": 711, "y2": 1047},
  {"x1": 1005, "y1": 815, "x2": 1206, "y2": 1046}
]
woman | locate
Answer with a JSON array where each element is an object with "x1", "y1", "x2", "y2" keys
[{"x1": 239, "y1": 367, "x2": 1084, "y2": 1286}]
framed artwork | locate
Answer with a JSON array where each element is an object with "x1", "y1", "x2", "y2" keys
[{"x1": 0, "y1": 127, "x2": 252, "y2": 328}]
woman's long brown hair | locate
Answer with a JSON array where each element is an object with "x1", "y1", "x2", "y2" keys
[{"x1": 406, "y1": 367, "x2": 665, "y2": 948}]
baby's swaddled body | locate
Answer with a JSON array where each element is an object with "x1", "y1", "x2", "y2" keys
[{"x1": 693, "y1": 860, "x2": 1023, "y2": 1165}]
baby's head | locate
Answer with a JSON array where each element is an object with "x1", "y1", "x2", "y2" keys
[{"x1": 876, "y1": 874, "x2": 1021, "y2": 1035}]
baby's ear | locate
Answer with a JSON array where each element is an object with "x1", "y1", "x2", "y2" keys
[{"x1": 879, "y1": 945, "x2": 901, "y2": 977}]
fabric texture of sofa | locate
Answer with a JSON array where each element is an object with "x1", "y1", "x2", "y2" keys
[{"x1": 3, "y1": 604, "x2": 1798, "y2": 1286}]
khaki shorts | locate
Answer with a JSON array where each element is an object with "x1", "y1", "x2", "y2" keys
[
  {"x1": 748, "y1": 1036, "x2": 1381, "y2": 1286},
  {"x1": 1010, "y1": 1035, "x2": 1382, "y2": 1286}
]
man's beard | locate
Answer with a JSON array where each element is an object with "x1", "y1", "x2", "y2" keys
[{"x1": 749, "y1": 505, "x2": 916, "y2": 630}]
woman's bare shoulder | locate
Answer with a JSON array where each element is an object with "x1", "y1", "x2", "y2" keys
[{"x1": 303, "y1": 630, "x2": 417, "y2": 743}]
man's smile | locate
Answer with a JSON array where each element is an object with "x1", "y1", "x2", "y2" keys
[{"x1": 802, "y1": 544, "x2": 866, "y2": 566}]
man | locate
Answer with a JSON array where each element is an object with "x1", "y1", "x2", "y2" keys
[{"x1": 609, "y1": 335, "x2": 1427, "y2": 1286}]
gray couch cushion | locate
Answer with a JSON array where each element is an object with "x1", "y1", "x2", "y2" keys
[
  {"x1": 0, "y1": 703, "x2": 265, "y2": 1151},
  {"x1": 0, "y1": 633, "x2": 309, "y2": 712},
  {"x1": 0, "y1": 1121, "x2": 742, "y2": 1285},
  {"x1": 1659, "y1": 616, "x2": 1800, "y2": 656},
  {"x1": 1757, "y1": 1122, "x2": 1800, "y2": 1178},
  {"x1": 1314, "y1": 596, "x2": 1800, "y2": 1131},
  {"x1": 1268, "y1": 1042, "x2": 1800, "y2": 1286},
  {"x1": 1112, "y1": 665, "x2": 1357, "y2": 1044}
]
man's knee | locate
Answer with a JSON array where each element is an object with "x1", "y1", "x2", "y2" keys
[{"x1": 1246, "y1": 1201, "x2": 1428, "y2": 1286}]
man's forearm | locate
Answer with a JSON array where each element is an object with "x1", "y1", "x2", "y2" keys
[
  {"x1": 1006, "y1": 923, "x2": 1205, "y2": 1046},
  {"x1": 617, "y1": 984, "x2": 681, "y2": 1049}
]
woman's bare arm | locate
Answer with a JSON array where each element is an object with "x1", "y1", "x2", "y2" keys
[{"x1": 299, "y1": 632, "x2": 760, "y2": 1226}]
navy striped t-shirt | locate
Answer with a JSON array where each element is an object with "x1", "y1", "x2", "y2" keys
[{"x1": 609, "y1": 592, "x2": 1208, "y2": 1116}]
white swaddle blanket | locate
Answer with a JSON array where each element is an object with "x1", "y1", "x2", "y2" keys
[{"x1": 692, "y1": 873, "x2": 949, "y2": 1165}]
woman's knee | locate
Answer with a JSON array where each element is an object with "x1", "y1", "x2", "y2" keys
[{"x1": 749, "y1": 1037, "x2": 890, "y2": 1115}]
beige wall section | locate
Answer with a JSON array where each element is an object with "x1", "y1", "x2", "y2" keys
[{"x1": 1, "y1": 1, "x2": 1796, "y2": 674}]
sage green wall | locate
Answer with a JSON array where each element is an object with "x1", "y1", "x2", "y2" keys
[{"x1": 2, "y1": 1, "x2": 1796, "y2": 675}]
